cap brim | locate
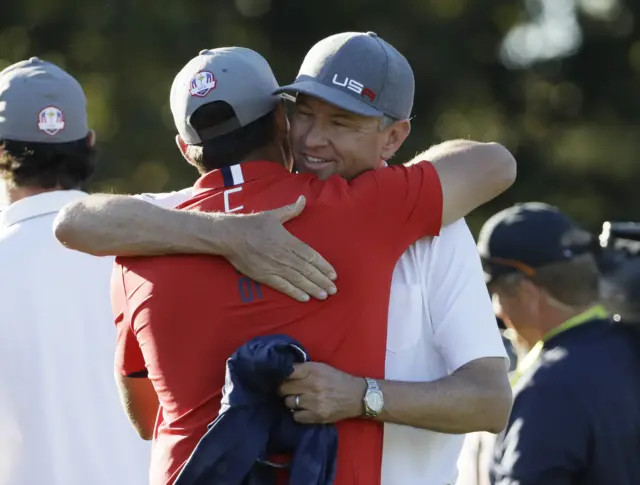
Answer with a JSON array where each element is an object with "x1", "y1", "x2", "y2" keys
[
  {"x1": 275, "y1": 80, "x2": 383, "y2": 118},
  {"x1": 482, "y1": 259, "x2": 519, "y2": 286}
]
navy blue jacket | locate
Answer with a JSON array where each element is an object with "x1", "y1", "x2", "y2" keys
[
  {"x1": 491, "y1": 319, "x2": 640, "y2": 485},
  {"x1": 174, "y1": 335, "x2": 337, "y2": 485}
]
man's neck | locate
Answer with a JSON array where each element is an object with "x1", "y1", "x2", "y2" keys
[
  {"x1": 536, "y1": 303, "x2": 598, "y2": 342},
  {"x1": 6, "y1": 185, "x2": 62, "y2": 204},
  {"x1": 239, "y1": 144, "x2": 291, "y2": 173}
]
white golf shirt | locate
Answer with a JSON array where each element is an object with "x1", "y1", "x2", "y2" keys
[
  {"x1": 138, "y1": 188, "x2": 508, "y2": 485},
  {"x1": 0, "y1": 191, "x2": 150, "y2": 485}
]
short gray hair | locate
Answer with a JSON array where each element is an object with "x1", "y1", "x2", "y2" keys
[
  {"x1": 492, "y1": 254, "x2": 600, "y2": 309},
  {"x1": 378, "y1": 115, "x2": 398, "y2": 131}
]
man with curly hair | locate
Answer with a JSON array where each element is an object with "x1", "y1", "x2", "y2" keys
[{"x1": 0, "y1": 57, "x2": 151, "y2": 485}]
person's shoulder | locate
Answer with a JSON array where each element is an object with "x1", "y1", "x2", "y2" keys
[
  {"x1": 531, "y1": 319, "x2": 636, "y2": 390},
  {"x1": 430, "y1": 217, "x2": 475, "y2": 244},
  {"x1": 409, "y1": 217, "x2": 475, "y2": 265}
]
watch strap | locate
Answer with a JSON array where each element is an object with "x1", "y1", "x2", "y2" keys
[{"x1": 363, "y1": 377, "x2": 382, "y2": 418}]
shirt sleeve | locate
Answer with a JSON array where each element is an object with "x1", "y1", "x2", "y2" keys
[
  {"x1": 348, "y1": 162, "x2": 443, "y2": 253},
  {"x1": 133, "y1": 188, "x2": 194, "y2": 209},
  {"x1": 491, "y1": 383, "x2": 590, "y2": 485},
  {"x1": 425, "y1": 219, "x2": 508, "y2": 373},
  {"x1": 111, "y1": 263, "x2": 147, "y2": 377}
]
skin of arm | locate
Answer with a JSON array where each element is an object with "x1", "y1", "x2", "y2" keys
[
  {"x1": 406, "y1": 140, "x2": 517, "y2": 226},
  {"x1": 54, "y1": 194, "x2": 229, "y2": 257},
  {"x1": 114, "y1": 373, "x2": 159, "y2": 441},
  {"x1": 281, "y1": 358, "x2": 512, "y2": 434},
  {"x1": 54, "y1": 140, "x2": 514, "y2": 260},
  {"x1": 373, "y1": 357, "x2": 512, "y2": 433},
  {"x1": 54, "y1": 194, "x2": 336, "y2": 302}
]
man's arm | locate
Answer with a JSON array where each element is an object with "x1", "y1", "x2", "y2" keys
[
  {"x1": 279, "y1": 219, "x2": 512, "y2": 433},
  {"x1": 280, "y1": 357, "x2": 510, "y2": 433},
  {"x1": 111, "y1": 264, "x2": 160, "y2": 440},
  {"x1": 53, "y1": 194, "x2": 337, "y2": 303},
  {"x1": 406, "y1": 140, "x2": 517, "y2": 226},
  {"x1": 374, "y1": 357, "x2": 510, "y2": 433},
  {"x1": 114, "y1": 374, "x2": 159, "y2": 441}
]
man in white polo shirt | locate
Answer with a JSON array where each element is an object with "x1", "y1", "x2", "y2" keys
[
  {"x1": 0, "y1": 58, "x2": 151, "y2": 485},
  {"x1": 55, "y1": 32, "x2": 513, "y2": 484}
]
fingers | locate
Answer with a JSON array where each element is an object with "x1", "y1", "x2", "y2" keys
[
  {"x1": 281, "y1": 266, "x2": 330, "y2": 301},
  {"x1": 274, "y1": 196, "x2": 306, "y2": 224},
  {"x1": 268, "y1": 198, "x2": 338, "y2": 285},
  {"x1": 287, "y1": 363, "x2": 308, "y2": 380},
  {"x1": 283, "y1": 394, "x2": 303, "y2": 410},
  {"x1": 284, "y1": 395, "x2": 323, "y2": 424},
  {"x1": 292, "y1": 257, "x2": 337, "y2": 297},
  {"x1": 242, "y1": 197, "x2": 338, "y2": 301},
  {"x1": 262, "y1": 275, "x2": 310, "y2": 303},
  {"x1": 294, "y1": 243, "x2": 337, "y2": 283},
  {"x1": 279, "y1": 381, "x2": 300, "y2": 397},
  {"x1": 280, "y1": 238, "x2": 336, "y2": 297},
  {"x1": 292, "y1": 410, "x2": 320, "y2": 424}
]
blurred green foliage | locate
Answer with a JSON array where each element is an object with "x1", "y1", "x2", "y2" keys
[{"x1": 1, "y1": 0, "x2": 639, "y2": 234}]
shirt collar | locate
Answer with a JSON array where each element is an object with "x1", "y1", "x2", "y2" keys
[
  {"x1": 194, "y1": 161, "x2": 290, "y2": 191},
  {"x1": 0, "y1": 190, "x2": 88, "y2": 231},
  {"x1": 509, "y1": 304, "x2": 609, "y2": 387}
]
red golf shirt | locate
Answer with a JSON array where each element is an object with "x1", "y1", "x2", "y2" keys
[{"x1": 111, "y1": 160, "x2": 442, "y2": 485}]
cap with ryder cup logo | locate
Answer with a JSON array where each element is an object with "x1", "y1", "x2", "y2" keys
[
  {"x1": 170, "y1": 47, "x2": 293, "y2": 145},
  {"x1": 275, "y1": 31, "x2": 414, "y2": 121},
  {"x1": 477, "y1": 202, "x2": 594, "y2": 285},
  {"x1": 0, "y1": 57, "x2": 88, "y2": 143}
]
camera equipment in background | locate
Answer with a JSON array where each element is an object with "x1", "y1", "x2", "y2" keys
[{"x1": 597, "y1": 222, "x2": 640, "y2": 324}]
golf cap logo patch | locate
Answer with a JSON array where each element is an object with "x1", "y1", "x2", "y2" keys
[
  {"x1": 189, "y1": 71, "x2": 216, "y2": 97},
  {"x1": 37, "y1": 106, "x2": 66, "y2": 136}
]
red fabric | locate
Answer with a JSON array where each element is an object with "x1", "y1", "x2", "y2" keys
[{"x1": 111, "y1": 160, "x2": 442, "y2": 485}]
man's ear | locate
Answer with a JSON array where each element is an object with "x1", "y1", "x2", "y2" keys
[
  {"x1": 175, "y1": 135, "x2": 193, "y2": 165},
  {"x1": 273, "y1": 101, "x2": 290, "y2": 138},
  {"x1": 380, "y1": 120, "x2": 411, "y2": 161}
]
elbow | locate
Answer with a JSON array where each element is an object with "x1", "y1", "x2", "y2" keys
[
  {"x1": 486, "y1": 142, "x2": 517, "y2": 194},
  {"x1": 480, "y1": 384, "x2": 513, "y2": 434},
  {"x1": 53, "y1": 203, "x2": 101, "y2": 256},
  {"x1": 52, "y1": 204, "x2": 78, "y2": 246}
]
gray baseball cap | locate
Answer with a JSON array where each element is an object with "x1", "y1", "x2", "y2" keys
[
  {"x1": 170, "y1": 47, "x2": 291, "y2": 145},
  {"x1": 0, "y1": 57, "x2": 88, "y2": 143},
  {"x1": 275, "y1": 31, "x2": 414, "y2": 121}
]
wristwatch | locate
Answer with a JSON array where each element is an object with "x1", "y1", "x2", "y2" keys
[{"x1": 363, "y1": 377, "x2": 384, "y2": 418}]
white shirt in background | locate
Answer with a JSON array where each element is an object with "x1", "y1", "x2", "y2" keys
[{"x1": 0, "y1": 190, "x2": 150, "y2": 485}]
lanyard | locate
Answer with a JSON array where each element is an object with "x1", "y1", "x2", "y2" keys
[{"x1": 509, "y1": 305, "x2": 608, "y2": 387}]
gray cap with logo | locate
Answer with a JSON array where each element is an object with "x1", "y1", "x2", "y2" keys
[
  {"x1": 275, "y1": 31, "x2": 414, "y2": 121},
  {"x1": 0, "y1": 57, "x2": 88, "y2": 143},
  {"x1": 170, "y1": 47, "x2": 291, "y2": 145}
]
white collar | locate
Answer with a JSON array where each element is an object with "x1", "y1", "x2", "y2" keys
[{"x1": 0, "y1": 190, "x2": 87, "y2": 231}]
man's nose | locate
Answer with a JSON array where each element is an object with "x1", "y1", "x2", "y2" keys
[{"x1": 302, "y1": 121, "x2": 329, "y2": 149}]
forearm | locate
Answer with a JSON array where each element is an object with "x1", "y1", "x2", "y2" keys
[
  {"x1": 54, "y1": 194, "x2": 227, "y2": 257},
  {"x1": 405, "y1": 140, "x2": 517, "y2": 225},
  {"x1": 405, "y1": 139, "x2": 480, "y2": 165},
  {"x1": 373, "y1": 359, "x2": 512, "y2": 433}
]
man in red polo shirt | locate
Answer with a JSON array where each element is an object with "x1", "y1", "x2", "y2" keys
[{"x1": 110, "y1": 46, "x2": 513, "y2": 485}]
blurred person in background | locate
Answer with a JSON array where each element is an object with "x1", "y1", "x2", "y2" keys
[
  {"x1": 601, "y1": 258, "x2": 640, "y2": 325},
  {"x1": 454, "y1": 318, "x2": 517, "y2": 485},
  {"x1": 55, "y1": 32, "x2": 514, "y2": 484},
  {"x1": 0, "y1": 58, "x2": 150, "y2": 485},
  {"x1": 477, "y1": 202, "x2": 640, "y2": 485}
]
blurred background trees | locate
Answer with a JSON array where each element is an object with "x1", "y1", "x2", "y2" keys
[{"x1": 1, "y1": 0, "x2": 639, "y2": 233}]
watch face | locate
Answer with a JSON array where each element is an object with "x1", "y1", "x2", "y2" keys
[{"x1": 366, "y1": 391, "x2": 384, "y2": 412}]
